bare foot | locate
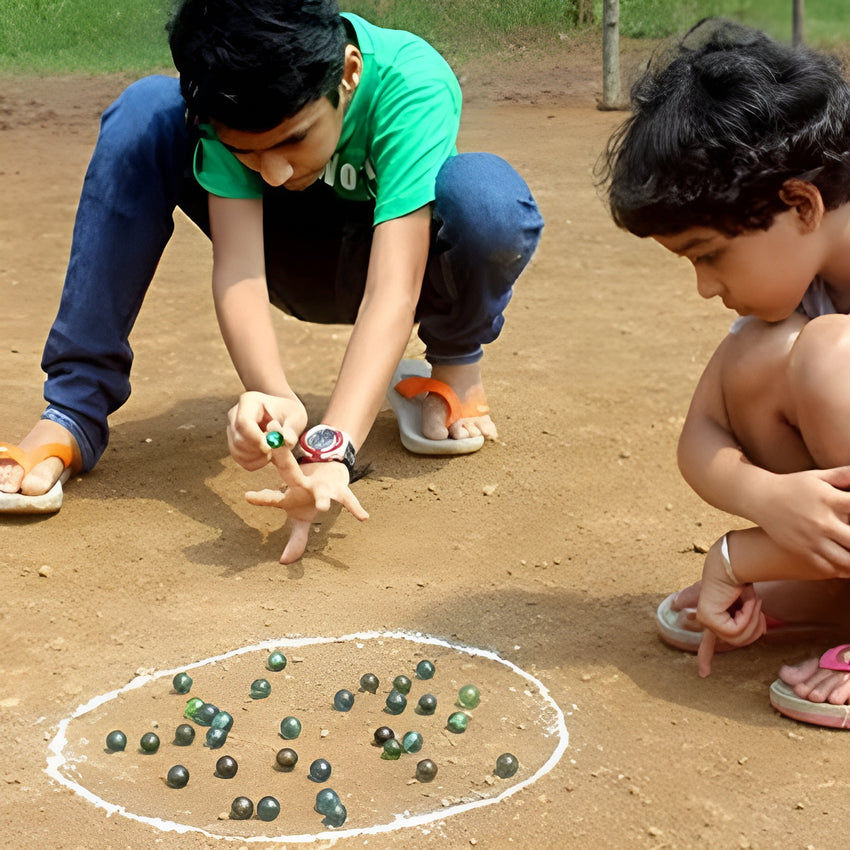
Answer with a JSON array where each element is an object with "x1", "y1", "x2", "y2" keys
[
  {"x1": 779, "y1": 648, "x2": 850, "y2": 706},
  {"x1": 0, "y1": 420, "x2": 81, "y2": 496},
  {"x1": 420, "y1": 362, "x2": 498, "y2": 441}
]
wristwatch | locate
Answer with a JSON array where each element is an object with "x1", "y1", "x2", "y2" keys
[{"x1": 298, "y1": 425, "x2": 356, "y2": 478}]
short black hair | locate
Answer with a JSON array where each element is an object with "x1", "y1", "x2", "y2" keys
[
  {"x1": 600, "y1": 18, "x2": 850, "y2": 237},
  {"x1": 168, "y1": 0, "x2": 346, "y2": 132}
]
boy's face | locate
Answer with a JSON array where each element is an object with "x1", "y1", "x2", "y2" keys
[
  {"x1": 652, "y1": 208, "x2": 823, "y2": 323},
  {"x1": 212, "y1": 93, "x2": 345, "y2": 192}
]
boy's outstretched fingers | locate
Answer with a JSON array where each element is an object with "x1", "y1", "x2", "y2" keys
[
  {"x1": 279, "y1": 518, "x2": 312, "y2": 565},
  {"x1": 246, "y1": 450, "x2": 368, "y2": 562}
]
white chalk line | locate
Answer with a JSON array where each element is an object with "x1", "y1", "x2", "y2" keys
[{"x1": 45, "y1": 630, "x2": 569, "y2": 843}]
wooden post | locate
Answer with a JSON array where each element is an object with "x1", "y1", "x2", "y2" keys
[
  {"x1": 599, "y1": 0, "x2": 624, "y2": 110},
  {"x1": 567, "y1": 0, "x2": 594, "y2": 26},
  {"x1": 792, "y1": 0, "x2": 804, "y2": 46}
]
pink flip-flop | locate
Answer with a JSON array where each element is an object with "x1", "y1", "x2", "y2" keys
[{"x1": 769, "y1": 645, "x2": 850, "y2": 729}]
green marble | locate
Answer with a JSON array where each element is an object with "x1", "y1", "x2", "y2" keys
[
  {"x1": 359, "y1": 672, "x2": 379, "y2": 694},
  {"x1": 381, "y1": 738, "x2": 403, "y2": 760},
  {"x1": 315, "y1": 788, "x2": 340, "y2": 816},
  {"x1": 385, "y1": 689, "x2": 407, "y2": 715},
  {"x1": 267, "y1": 650, "x2": 287, "y2": 671},
  {"x1": 265, "y1": 431, "x2": 284, "y2": 449},
  {"x1": 415, "y1": 660, "x2": 435, "y2": 680},
  {"x1": 250, "y1": 678, "x2": 271, "y2": 699},
  {"x1": 256, "y1": 796, "x2": 281, "y2": 822},
  {"x1": 173, "y1": 724, "x2": 195, "y2": 746},
  {"x1": 280, "y1": 715, "x2": 302, "y2": 739},
  {"x1": 495, "y1": 752, "x2": 519, "y2": 778},
  {"x1": 392, "y1": 675, "x2": 412, "y2": 694},
  {"x1": 457, "y1": 684, "x2": 481, "y2": 709},
  {"x1": 229, "y1": 796, "x2": 253, "y2": 820},
  {"x1": 402, "y1": 730, "x2": 423, "y2": 753},
  {"x1": 171, "y1": 672, "x2": 192, "y2": 694},
  {"x1": 105, "y1": 730, "x2": 126, "y2": 752},
  {"x1": 166, "y1": 764, "x2": 189, "y2": 788},
  {"x1": 415, "y1": 758, "x2": 438, "y2": 782},
  {"x1": 446, "y1": 711, "x2": 469, "y2": 734},
  {"x1": 139, "y1": 732, "x2": 160, "y2": 753}
]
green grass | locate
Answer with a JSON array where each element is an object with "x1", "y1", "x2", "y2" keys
[
  {"x1": 0, "y1": 0, "x2": 174, "y2": 74},
  {"x1": 610, "y1": 0, "x2": 850, "y2": 44},
  {"x1": 1, "y1": 0, "x2": 849, "y2": 75}
]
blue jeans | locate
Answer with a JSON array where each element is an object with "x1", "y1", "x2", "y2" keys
[{"x1": 41, "y1": 76, "x2": 544, "y2": 471}]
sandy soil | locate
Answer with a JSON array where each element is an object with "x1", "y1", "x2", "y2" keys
[{"x1": 2, "y1": 36, "x2": 848, "y2": 850}]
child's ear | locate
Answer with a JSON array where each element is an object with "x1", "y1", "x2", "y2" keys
[
  {"x1": 778, "y1": 179, "x2": 825, "y2": 233},
  {"x1": 342, "y1": 45, "x2": 363, "y2": 92}
]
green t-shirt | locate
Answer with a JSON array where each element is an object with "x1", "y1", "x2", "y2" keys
[{"x1": 193, "y1": 13, "x2": 461, "y2": 225}]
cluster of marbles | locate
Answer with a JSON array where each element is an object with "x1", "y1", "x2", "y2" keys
[{"x1": 106, "y1": 651, "x2": 522, "y2": 832}]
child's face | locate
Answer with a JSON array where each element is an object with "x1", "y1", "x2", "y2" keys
[
  {"x1": 653, "y1": 209, "x2": 822, "y2": 322},
  {"x1": 212, "y1": 93, "x2": 345, "y2": 192}
]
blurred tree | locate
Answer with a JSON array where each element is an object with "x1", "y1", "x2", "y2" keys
[{"x1": 567, "y1": 0, "x2": 594, "y2": 26}]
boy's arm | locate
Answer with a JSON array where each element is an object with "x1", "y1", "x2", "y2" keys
[
  {"x1": 248, "y1": 205, "x2": 432, "y2": 564},
  {"x1": 209, "y1": 195, "x2": 308, "y2": 464},
  {"x1": 323, "y1": 204, "x2": 432, "y2": 446},
  {"x1": 678, "y1": 335, "x2": 850, "y2": 573}
]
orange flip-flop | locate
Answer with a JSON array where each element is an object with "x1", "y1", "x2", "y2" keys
[
  {"x1": 0, "y1": 442, "x2": 75, "y2": 514},
  {"x1": 386, "y1": 359, "x2": 486, "y2": 455}
]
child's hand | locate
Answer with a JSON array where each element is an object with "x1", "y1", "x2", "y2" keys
[
  {"x1": 751, "y1": 467, "x2": 850, "y2": 578},
  {"x1": 227, "y1": 391, "x2": 308, "y2": 470},
  {"x1": 244, "y1": 446, "x2": 368, "y2": 564},
  {"x1": 695, "y1": 538, "x2": 767, "y2": 677}
]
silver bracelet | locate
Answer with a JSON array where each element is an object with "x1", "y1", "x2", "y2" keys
[{"x1": 720, "y1": 534, "x2": 738, "y2": 584}]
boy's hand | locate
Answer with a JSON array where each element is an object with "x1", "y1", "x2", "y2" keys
[
  {"x1": 695, "y1": 540, "x2": 767, "y2": 677},
  {"x1": 227, "y1": 391, "x2": 308, "y2": 470},
  {"x1": 750, "y1": 467, "x2": 850, "y2": 578},
  {"x1": 244, "y1": 446, "x2": 368, "y2": 564}
]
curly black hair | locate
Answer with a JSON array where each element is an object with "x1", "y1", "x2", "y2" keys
[
  {"x1": 600, "y1": 18, "x2": 850, "y2": 237},
  {"x1": 168, "y1": 0, "x2": 346, "y2": 132}
]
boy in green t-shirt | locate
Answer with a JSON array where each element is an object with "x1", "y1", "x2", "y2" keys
[{"x1": 0, "y1": 0, "x2": 542, "y2": 562}]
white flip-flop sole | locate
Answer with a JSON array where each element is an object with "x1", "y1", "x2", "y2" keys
[
  {"x1": 0, "y1": 467, "x2": 71, "y2": 514},
  {"x1": 387, "y1": 359, "x2": 485, "y2": 456}
]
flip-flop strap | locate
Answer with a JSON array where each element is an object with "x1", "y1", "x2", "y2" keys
[
  {"x1": 820, "y1": 644, "x2": 850, "y2": 672},
  {"x1": 395, "y1": 376, "x2": 463, "y2": 428},
  {"x1": 394, "y1": 376, "x2": 490, "y2": 428},
  {"x1": 0, "y1": 444, "x2": 33, "y2": 475},
  {"x1": 0, "y1": 442, "x2": 73, "y2": 475}
]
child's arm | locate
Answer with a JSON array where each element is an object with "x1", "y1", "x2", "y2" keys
[
  {"x1": 695, "y1": 524, "x2": 850, "y2": 675},
  {"x1": 235, "y1": 205, "x2": 432, "y2": 563},
  {"x1": 678, "y1": 336, "x2": 850, "y2": 574},
  {"x1": 324, "y1": 205, "x2": 432, "y2": 445},
  {"x1": 209, "y1": 195, "x2": 308, "y2": 464}
]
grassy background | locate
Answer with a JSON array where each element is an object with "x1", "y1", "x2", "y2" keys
[{"x1": 1, "y1": 0, "x2": 849, "y2": 75}]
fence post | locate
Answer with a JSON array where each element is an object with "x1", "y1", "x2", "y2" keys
[
  {"x1": 599, "y1": 0, "x2": 625, "y2": 110},
  {"x1": 792, "y1": 0, "x2": 804, "y2": 46}
]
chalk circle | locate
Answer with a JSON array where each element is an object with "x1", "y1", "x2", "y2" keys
[{"x1": 46, "y1": 630, "x2": 568, "y2": 842}]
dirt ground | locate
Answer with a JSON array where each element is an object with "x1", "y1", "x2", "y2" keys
[{"x1": 2, "y1": 35, "x2": 849, "y2": 850}]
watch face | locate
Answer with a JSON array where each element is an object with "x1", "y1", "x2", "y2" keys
[{"x1": 308, "y1": 427, "x2": 340, "y2": 452}]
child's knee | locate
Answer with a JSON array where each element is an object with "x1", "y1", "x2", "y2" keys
[
  {"x1": 789, "y1": 314, "x2": 850, "y2": 395},
  {"x1": 435, "y1": 153, "x2": 543, "y2": 260},
  {"x1": 719, "y1": 315, "x2": 806, "y2": 399}
]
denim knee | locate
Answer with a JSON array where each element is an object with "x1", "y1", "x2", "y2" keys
[{"x1": 434, "y1": 152, "x2": 543, "y2": 265}]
